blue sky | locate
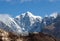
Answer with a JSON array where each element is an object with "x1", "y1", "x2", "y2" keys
[{"x1": 0, "y1": 0, "x2": 60, "y2": 17}]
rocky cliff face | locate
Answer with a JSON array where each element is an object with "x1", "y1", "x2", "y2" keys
[
  {"x1": 0, "y1": 29, "x2": 56, "y2": 41},
  {"x1": 43, "y1": 14, "x2": 60, "y2": 41}
]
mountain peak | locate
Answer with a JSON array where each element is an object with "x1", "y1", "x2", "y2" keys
[
  {"x1": 50, "y1": 12, "x2": 58, "y2": 18},
  {"x1": 14, "y1": 11, "x2": 43, "y2": 35},
  {"x1": 16, "y1": 11, "x2": 42, "y2": 20},
  {"x1": 26, "y1": 11, "x2": 32, "y2": 15},
  {"x1": 24, "y1": 11, "x2": 35, "y2": 18},
  {"x1": 16, "y1": 11, "x2": 33, "y2": 18}
]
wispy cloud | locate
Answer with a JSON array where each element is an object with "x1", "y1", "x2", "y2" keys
[
  {"x1": 5, "y1": 0, "x2": 11, "y2": 2},
  {"x1": 20, "y1": 0, "x2": 32, "y2": 3},
  {"x1": 49, "y1": 0, "x2": 60, "y2": 2},
  {"x1": 0, "y1": 0, "x2": 12, "y2": 2},
  {"x1": 0, "y1": 0, "x2": 33, "y2": 3},
  {"x1": 49, "y1": 0, "x2": 54, "y2": 2},
  {"x1": 0, "y1": 0, "x2": 60, "y2": 4}
]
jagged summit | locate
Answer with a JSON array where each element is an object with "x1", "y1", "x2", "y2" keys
[
  {"x1": 25, "y1": 11, "x2": 33, "y2": 17},
  {"x1": 16, "y1": 11, "x2": 33, "y2": 18},
  {"x1": 16, "y1": 11, "x2": 42, "y2": 21},
  {"x1": 50, "y1": 12, "x2": 58, "y2": 18},
  {"x1": 14, "y1": 11, "x2": 43, "y2": 35}
]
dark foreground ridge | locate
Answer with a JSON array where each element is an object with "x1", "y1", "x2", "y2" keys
[{"x1": 0, "y1": 29, "x2": 56, "y2": 41}]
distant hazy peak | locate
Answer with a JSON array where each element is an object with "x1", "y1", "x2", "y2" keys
[
  {"x1": 44, "y1": 14, "x2": 49, "y2": 18},
  {"x1": 50, "y1": 12, "x2": 58, "y2": 18}
]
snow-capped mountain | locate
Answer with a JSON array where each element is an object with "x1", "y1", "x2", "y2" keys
[
  {"x1": 14, "y1": 11, "x2": 43, "y2": 33},
  {"x1": 0, "y1": 14, "x2": 23, "y2": 35},
  {"x1": 0, "y1": 11, "x2": 60, "y2": 39},
  {"x1": 0, "y1": 12, "x2": 43, "y2": 36},
  {"x1": 43, "y1": 13, "x2": 60, "y2": 39}
]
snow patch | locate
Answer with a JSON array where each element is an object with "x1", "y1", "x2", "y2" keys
[{"x1": 50, "y1": 12, "x2": 58, "y2": 18}]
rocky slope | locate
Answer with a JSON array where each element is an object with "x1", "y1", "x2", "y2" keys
[{"x1": 0, "y1": 29, "x2": 56, "y2": 41}]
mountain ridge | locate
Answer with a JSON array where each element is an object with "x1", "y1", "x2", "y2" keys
[{"x1": 0, "y1": 12, "x2": 60, "y2": 39}]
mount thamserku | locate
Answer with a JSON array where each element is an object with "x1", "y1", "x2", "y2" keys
[{"x1": 0, "y1": 11, "x2": 60, "y2": 40}]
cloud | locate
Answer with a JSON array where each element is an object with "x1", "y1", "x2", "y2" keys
[
  {"x1": 49, "y1": 0, "x2": 54, "y2": 2},
  {"x1": 49, "y1": 0, "x2": 60, "y2": 2},
  {"x1": 5, "y1": 0, "x2": 11, "y2": 2},
  {"x1": 20, "y1": 0, "x2": 32, "y2": 3},
  {"x1": 0, "y1": 0, "x2": 60, "y2": 3},
  {"x1": 0, "y1": 0, "x2": 11, "y2": 2},
  {"x1": 0, "y1": 0, "x2": 33, "y2": 4}
]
